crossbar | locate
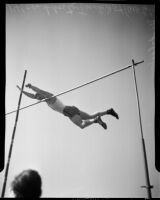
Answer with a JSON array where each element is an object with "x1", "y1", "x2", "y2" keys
[{"x1": 4, "y1": 60, "x2": 144, "y2": 117}]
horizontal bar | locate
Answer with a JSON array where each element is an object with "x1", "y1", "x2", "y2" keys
[{"x1": 4, "y1": 60, "x2": 144, "y2": 117}]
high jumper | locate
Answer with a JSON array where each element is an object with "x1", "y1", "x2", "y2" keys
[{"x1": 17, "y1": 83, "x2": 119, "y2": 130}]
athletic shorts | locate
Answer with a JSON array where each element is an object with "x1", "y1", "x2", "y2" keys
[{"x1": 63, "y1": 106, "x2": 80, "y2": 119}]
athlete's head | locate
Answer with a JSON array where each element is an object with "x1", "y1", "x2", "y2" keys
[
  {"x1": 35, "y1": 93, "x2": 44, "y2": 100},
  {"x1": 10, "y1": 169, "x2": 42, "y2": 198}
]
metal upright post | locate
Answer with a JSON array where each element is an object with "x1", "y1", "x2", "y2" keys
[
  {"x1": 131, "y1": 59, "x2": 153, "y2": 199},
  {"x1": 1, "y1": 70, "x2": 27, "y2": 198}
]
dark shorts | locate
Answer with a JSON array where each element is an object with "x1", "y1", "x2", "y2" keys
[{"x1": 63, "y1": 106, "x2": 80, "y2": 119}]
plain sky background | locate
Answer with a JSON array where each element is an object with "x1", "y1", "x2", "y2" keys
[{"x1": 1, "y1": 3, "x2": 158, "y2": 198}]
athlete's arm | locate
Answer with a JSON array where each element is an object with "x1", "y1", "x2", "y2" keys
[
  {"x1": 26, "y1": 84, "x2": 53, "y2": 98},
  {"x1": 17, "y1": 85, "x2": 36, "y2": 99}
]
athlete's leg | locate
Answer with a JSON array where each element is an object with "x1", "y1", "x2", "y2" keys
[
  {"x1": 69, "y1": 114, "x2": 107, "y2": 129},
  {"x1": 91, "y1": 111, "x2": 108, "y2": 118},
  {"x1": 70, "y1": 115, "x2": 97, "y2": 129},
  {"x1": 79, "y1": 108, "x2": 119, "y2": 120},
  {"x1": 79, "y1": 110, "x2": 107, "y2": 120}
]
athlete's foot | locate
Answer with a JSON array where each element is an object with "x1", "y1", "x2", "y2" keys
[
  {"x1": 106, "y1": 108, "x2": 119, "y2": 119},
  {"x1": 95, "y1": 116, "x2": 107, "y2": 130}
]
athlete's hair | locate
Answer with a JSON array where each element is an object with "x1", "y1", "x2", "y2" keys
[
  {"x1": 35, "y1": 93, "x2": 44, "y2": 100},
  {"x1": 11, "y1": 169, "x2": 42, "y2": 198}
]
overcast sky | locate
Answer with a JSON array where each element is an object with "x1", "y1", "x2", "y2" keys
[{"x1": 1, "y1": 3, "x2": 158, "y2": 198}]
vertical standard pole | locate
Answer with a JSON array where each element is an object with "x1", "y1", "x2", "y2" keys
[
  {"x1": 1, "y1": 70, "x2": 27, "y2": 198},
  {"x1": 131, "y1": 60, "x2": 153, "y2": 199}
]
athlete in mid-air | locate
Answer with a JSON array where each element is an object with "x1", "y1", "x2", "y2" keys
[{"x1": 17, "y1": 84, "x2": 119, "y2": 130}]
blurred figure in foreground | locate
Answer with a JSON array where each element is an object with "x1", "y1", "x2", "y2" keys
[
  {"x1": 17, "y1": 83, "x2": 119, "y2": 130},
  {"x1": 10, "y1": 169, "x2": 42, "y2": 198}
]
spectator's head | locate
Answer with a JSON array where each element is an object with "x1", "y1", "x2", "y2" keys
[{"x1": 11, "y1": 169, "x2": 42, "y2": 198}]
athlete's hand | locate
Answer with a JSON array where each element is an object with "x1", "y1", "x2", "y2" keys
[
  {"x1": 25, "y1": 83, "x2": 32, "y2": 88},
  {"x1": 16, "y1": 85, "x2": 21, "y2": 91}
]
